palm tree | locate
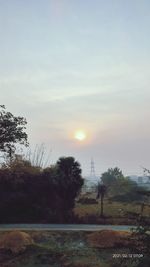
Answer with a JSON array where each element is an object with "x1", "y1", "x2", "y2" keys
[{"x1": 96, "y1": 181, "x2": 107, "y2": 217}]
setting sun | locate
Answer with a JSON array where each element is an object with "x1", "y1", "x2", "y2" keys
[{"x1": 74, "y1": 130, "x2": 87, "y2": 141}]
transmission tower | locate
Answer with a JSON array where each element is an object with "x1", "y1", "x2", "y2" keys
[{"x1": 90, "y1": 158, "x2": 96, "y2": 179}]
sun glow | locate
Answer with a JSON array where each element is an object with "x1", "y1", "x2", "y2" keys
[{"x1": 74, "y1": 130, "x2": 87, "y2": 141}]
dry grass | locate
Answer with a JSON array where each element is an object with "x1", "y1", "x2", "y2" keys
[
  {"x1": 74, "y1": 199, "x2": 150, "y2": 219},
  {"x1": 87, "y1": 230, "x2": 130, "y2": 248},
  {"x1": 0, "y1": 231, "x2": 34, "y2": 254}
]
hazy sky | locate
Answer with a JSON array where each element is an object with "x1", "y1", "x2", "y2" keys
[{"x1": 0, "y1": 0, "x2": 150, "y2": 176}]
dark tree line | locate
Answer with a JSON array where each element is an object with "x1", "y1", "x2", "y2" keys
[{"x1": 0, "y1": 156, "x2": 83, "y2": 223}]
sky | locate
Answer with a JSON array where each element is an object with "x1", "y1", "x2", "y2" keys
[{"x1": 0, "y1": 0, "x2": 150, "y2": 177}]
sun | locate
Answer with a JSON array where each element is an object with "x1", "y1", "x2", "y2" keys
[{"x1": 74, "y1": 130, "x2": 87, "y2": 141}]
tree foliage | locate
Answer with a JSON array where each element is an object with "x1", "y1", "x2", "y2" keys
[
  {"x1": 101, "y1": 167, "x2": 142, "y2": 201},
  {"x1": 0, "y1": 105, "x2": 28, "y2": 156},
  {"x1": 0, "y1": 156, "x2": 83, "y2": 223},
  {"x1": 101, "y1": 167, "x2": 123, "y2": 183},
  {"x1": 55, "y1": 157, "x2": 84, "y2": 215}
]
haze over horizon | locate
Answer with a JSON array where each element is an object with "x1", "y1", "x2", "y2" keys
[{"x1": 0, "y1": 0, "x2": 150, "y2": 176}]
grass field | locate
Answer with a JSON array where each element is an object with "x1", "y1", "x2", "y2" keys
[{"x1": 74, "y1": 198, "x2": 150, "y2": 224}]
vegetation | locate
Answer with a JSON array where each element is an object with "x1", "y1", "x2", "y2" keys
[
  {"x1": 127, "y1": 169, "x2": 150, "y2": 267},
  {"x1": 0, "y1": 106, "x2": 84, "y2": 223},
  {"x1": 96, "y1": 182, "x2": 107, "y2": 217},
  {"x1": 0, "y1": 106, "x2": 149, "y2": 225},
  {"x1": 0, "y1": 155, "x2": 149, "y2": 224},
  {"x1": 0, "y1": 231, "x2": 33, "y2": 254},
  {"x1": 73, "y1": 167, "x2": 148, "y2": 224},
  {"x1": 55, "y1": 156, "x2": 84, "y2": 219},
  {"x1": 0, "y1": 105, "x2": 149, "y2": 267},
  {"x1": 101, "y1": 167, "x2": 144, "y2": 202},
  {"x1": 0, "y1": 105, "x2": 28, "y2": 158},
  {"x1": 74, "y1": 198, "x2": 150, "y2": 224},
  {"x1": 0, "y1": 156, "x2": 83, "y2": 223}
]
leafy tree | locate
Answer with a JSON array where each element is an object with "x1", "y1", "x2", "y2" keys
[
  {"x1": 101, "y1": 167, "x2": 124, "y2": 196},
  {"x1": 0, "y1": 105, "x2": 28, "y2": 158},
  {"x1": 55, "y1": 157, "x2": 84, "y2": 220},
  {"x1": 101, "y1": 167, "x2": 123, "y2": 184},
  {"x1": 96, "y1": 182, "x2": 107, "y2": 217},
  {"x1": 101, "y1": 167, "x2": 140, "y2": 200}
]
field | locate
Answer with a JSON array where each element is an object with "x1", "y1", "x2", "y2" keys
[
  {"x1": 0, "y1": 230, "x2": 148, "y2": 267},
  {"x1": 74, "y1": 195, "x2": 150, "y2": 224}
]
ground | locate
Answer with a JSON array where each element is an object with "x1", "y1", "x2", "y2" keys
[{"x1": 0, "y1": 230, "x2": 148, "y2": 267}]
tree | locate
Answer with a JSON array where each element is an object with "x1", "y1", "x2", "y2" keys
[
  {"x1": 101, "y1": 167, "x2": 124, "y2": 196},
  {"x1": 129, "y1": 183, "x2": 150, "y2": 267},
  {"x1": 101, "y1": 167, "x2": 123, "y2": 184},
  {"x1": 55, "y1": 157, "x2": 84, "y2": 220},
  {"x1": 101, "y1": 167, "x2": 139, "y2": 200},
  {"x1": 96, "y1": 182, "x2": 107, "y2": 217},
  {"x1": 0, "y1": 105, "x2": 28, "y2": 157}
]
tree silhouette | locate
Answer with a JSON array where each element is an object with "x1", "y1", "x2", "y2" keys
[
  {"x1": 0, "y1": 105, "x2": 28, "y2": 158},
  {"x1": 96, "y1": 182, "x2": 107, "y2": 217},
  {"x1": 56, "y1": 157, "x2": 84, "y2": 220}
]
